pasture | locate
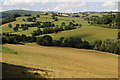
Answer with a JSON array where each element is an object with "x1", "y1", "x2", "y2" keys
[
  {"x1": 2, "y1": 43, "x2": 118, "y2": 78},
  {"x1": 1, "y1": 15, "x2": 118, "y2": 44}
]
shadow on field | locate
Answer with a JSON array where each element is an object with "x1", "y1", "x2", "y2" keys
[
  {"x1": 1, "y1": 63, "x2": 118, "y2": 80},
  {"x1": 2, "y1": 62, "x2": 49, "y2": 79},
  {"x1": 79, "y1": 34, "x2": 91, "y2": 39}
]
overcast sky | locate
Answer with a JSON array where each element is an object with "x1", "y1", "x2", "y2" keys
[{"x1": 0, "y1": 0, "x2": 119, "y2": 12}]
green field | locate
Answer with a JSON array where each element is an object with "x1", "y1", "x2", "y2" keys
[
  {"x1": 2, "y1": 43, "x2": 118, "y2": 78},
  {"x1": 48, "y1": 26, "x2": 118, "y2": 44},
  {"x1": 1, "y1": 15, "x2": 88, "y2": 32},
  {"x1": 1, "y1": 15, "x2": 118, "y2": 44}
]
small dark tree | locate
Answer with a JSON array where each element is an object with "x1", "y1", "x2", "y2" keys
[
  {"x1": 22, "y1": 26, "x2": 28, "y2": 30},
  {"x1": 42, "y1": 35, "x2": 53, "y2": 46},
  {"x1": 54, "y1": 17, "x2": 58, "y2": 21},
  {"x1": 32, "y1": 17, "x2": 36, "y2": 20},
  {"x1": 37, "y1": 35, "x2": 53, "y2": 46},
  {"x1": 72, "y1": 20, "x2": 75, "y2": 23},
  {"x1": 61, "y1": 22, "x2": 65, "y2": 26},
  {"x1": 8, "y1": 24, "x2": 12, "y2": 28},
  {"x1": 36, "y1": 15, "x2": 40, "y2": 18},
  {"x1": 21, "y1": 24, "x2": 24, "y2": 28},
  {"x1": 51, "y1": 23, "x2": 55, "y2": 27},
  {"x1": 16, "y1": 24, "x2": 20, "y2": 27},
  {"x1": 23, "y1": 19, "x2": 25, "y2": 21},
  {"x1": 13, "y1": 27, "x2": 19, "y2": 32},
  {"x1": 36, "y1": 37, "x2": 44, "y2": 45},
  {"x1": 26, "y1": 17, "x2": 33, "y2": 22},
  {"x1": 69, "y1": 22, "x2": 74, "y2": 26}
]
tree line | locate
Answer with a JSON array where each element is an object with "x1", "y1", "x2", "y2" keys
[
  {"x1": 2, "y1": 33, "x2": 36, "y2": 44},
  {"x1": 2, "y1": 33, "x2": 119, "y2": 54},
  {"x1": 8, "y1": 21, "x2": 56, "y2": 32},
  {"x1": 94, "y1": 39, "x2": 120, "y2": 54},
  {"x1": 31, "y1": 22, "x2": 82, "y2": 36},
  {"x1": 36, "y1": 35, "x2": 91, "y2": 49},
  {"x1": 8, "y1": 21, "x2": 82, "y2": 36}
]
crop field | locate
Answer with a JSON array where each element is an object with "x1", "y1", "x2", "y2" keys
[{"x1": 2, "y1": 43, "x2": 118, "y2": 78}]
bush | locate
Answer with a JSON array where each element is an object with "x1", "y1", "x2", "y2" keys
[
  {"x1": 37, "y1": 35, "x2": 53, "y2": 46},
  {"x1": 8, "y1": 24, "x2": 12, "y2": 28}
]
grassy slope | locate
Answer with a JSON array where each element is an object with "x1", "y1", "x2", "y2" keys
[
  {"x1": 1, "y1": 16, "x2": 33, "y2": 33},
  {"x1": 1, "y1": 15, "x2": 118, "y2": 44},
  {"x1": 2, "y1": 43, "x2": 118, "y2": 78},
  {"x1": 48, "y1": 26, "x2": 118, "y2": 44},
  {"x1": 1, "y1": 15, "x2": 88, "y2": 33}
]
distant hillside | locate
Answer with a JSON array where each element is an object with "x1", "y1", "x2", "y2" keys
[
  {"x1": 0, "y1": 12, "x2": 11, "y2": 19},
  {"x1": 0, "y1": 10, "x2": 43, "y2": 19}
]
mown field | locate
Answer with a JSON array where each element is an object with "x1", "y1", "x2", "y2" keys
[{"x1": 2, "y1": 43, "x2": 118, "y2": 78}]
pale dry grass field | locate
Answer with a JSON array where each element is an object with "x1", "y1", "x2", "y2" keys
[{"x1": 2, "y1": 43, "x2": 118, "y2": 78}]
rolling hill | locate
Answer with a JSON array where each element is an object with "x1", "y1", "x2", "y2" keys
[
  {"x1": 2, "y1": 43, "x2": 118, "y2": 78},
  {"x1": 1, "y1": 10, "x2": 119, "y2": 78},
  {"x1": 0, "y1": 10, "x2": 43, "y2": 19},
  {"x1": 1, "y1": 13, "x2": 118, "y2": 44}
]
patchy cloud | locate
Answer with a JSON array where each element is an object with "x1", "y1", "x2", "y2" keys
[
  {"x1": 102, "y1": 2, "x2": 116, "y2": 7},
  {"x1": 1, "y1": 0, "x2": 119, "y2": 12},
  {"x1": 52, "y1": 2, "x2": 87, "y2": 12}
]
